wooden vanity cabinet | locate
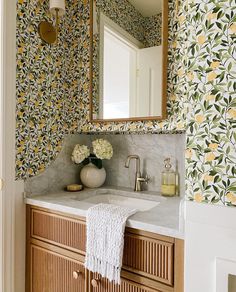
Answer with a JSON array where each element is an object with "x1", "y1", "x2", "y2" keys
[{"x1": 26, "y1": 206, "x2": 184, "y2": 292}]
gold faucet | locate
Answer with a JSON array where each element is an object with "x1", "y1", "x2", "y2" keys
[{"x1": 125, "y1": 155, "x2": 150, "y2": 192}]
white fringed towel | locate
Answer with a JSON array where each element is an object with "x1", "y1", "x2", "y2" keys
[{"x1": 85, "y1": 203, "x2": 136, "y2": 284}]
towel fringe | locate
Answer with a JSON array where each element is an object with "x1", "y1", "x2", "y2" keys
[{"x1": 85, "y1": 254, "x2": 121, "y2": 284}]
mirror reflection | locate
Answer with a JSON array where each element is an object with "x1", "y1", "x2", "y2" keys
[{"x1": 92, "y1": 0, "x2": 166, "y2": 120}]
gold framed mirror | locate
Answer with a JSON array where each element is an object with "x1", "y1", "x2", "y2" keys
[{"x1": 89, "y1": 0, "x2": 168, "y2": 122}]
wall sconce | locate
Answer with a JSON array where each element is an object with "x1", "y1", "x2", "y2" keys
[{"x1": 38, "y1": 0, "x2": 65, "y2": 44}]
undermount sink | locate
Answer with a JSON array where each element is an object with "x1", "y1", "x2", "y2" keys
[
  {"x1": 81, "y1": 194, "x2": 160, "y2": 211},
  {"x1": 72, "y1": 188, "x2": 161, "y2": 212}
]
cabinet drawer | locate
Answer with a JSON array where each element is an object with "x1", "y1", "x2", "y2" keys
[
  {"x1": 31, "y1": 208, "x2": 86, "y2": 254},
  {"x1": 123, "y1": 231, "x2": 174, "y2": 286}
]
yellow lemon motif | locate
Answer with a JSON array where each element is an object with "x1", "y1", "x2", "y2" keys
[
  {"x1": 185, "y1": 149, "x2": 193, "y2": 159},
  {"x1": 178, "y1": 15, "x2": 186, "y2": 24},
  {"x1": 207, "y1": 72, "x2": 217, "y2": 82},
  {"x1": 170, "y1": 94, "x2": 177, "y2": 101},
  {"x1": 229, "y1": 23, "x2": 236, "y2": 34},
  {"x1": 205, "y1": 152, "x2": 216, "y2": 162},
  {"x1": 209, "y1": 143, "x2": 218, "y2": 150},
  {"x1": 159, "y1": 122, "x2": 164, "y2": 128},
  {"x1": 197, "y1": 35, "x2": 206, "y2": 45},
  {"x1": 39, "y1": 165, "x2": 45, "y2": 173},
  {"x1": 205, "y1": 94, "x2": 216, "y2": 101},
  {"x1": 203, "y1": 175, "x2": 214, "y2": 182},
  {"x1": 228, "y1": 108, "x2": 236, "y2": 118},
  {"x1": 194, "y1": 193, "x2": 204, "y2": 203},
  {"x1": 187, "y1": 72, "x2": 194, "y2": 81},
  {"x1": 178, "y1": 69, "x2": 184, "y2": 77},
  {"x1": 207, "y1": 13, "x2": 217, "y2": 20},
  {"x1": 177, "y1": 122, "x2": 184, "y2": 130},
  {"x1": 146, "y1": 121, "x2": 153, "y2": 128},
  {"x1": 210, "y1": 61, "x2": 220, "y2": 69},
  {"x1": 172, "y1": 41, "x2": 177, "y2": 49},
  {"x1": 226, "y1": 192, "x2": 236, "y2": 203},
  {"x1": 195, "y1": 114, "x2": 205, "y2": 124}
]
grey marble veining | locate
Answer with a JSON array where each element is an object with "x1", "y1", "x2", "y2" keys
[{"x1": 25, "y1": 133, "x2": 185, "y2": 196}]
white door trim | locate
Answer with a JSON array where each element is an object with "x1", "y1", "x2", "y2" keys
[{"x1": 0, "y1": 1, "x2": 24, "y2": 292}]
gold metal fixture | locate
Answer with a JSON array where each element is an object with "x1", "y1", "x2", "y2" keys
[
  {"x1": 38, "y1": 0, "x2": 65, "y2": 44},
  {"x1": 125, "y1": 155, "x2": 150, "y2": 192},
  {"x1": 38, "y1": 21, "x2": 57, "y2": 44}
]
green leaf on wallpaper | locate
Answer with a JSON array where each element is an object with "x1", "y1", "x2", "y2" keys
[
  {"x1": 213, "y1": 185, "x2": 219, "y2": 194},
  {"x1": 222, "y1": 180, "x2": 227, "y2": 188},
  {"x1": 232, "y1": 167, "x2": 236, "y2": 176},
  {"x1": 211, "y1": 197, "x2": 220, "y2": 203},
  {"x1": 226, "y1": 146, "x2": 231, "y2": 155},
  {"x1": 214, "y1": 176, "x2": 221, "y2": 183},
  {"x1": 233, "y1": 83, "x2": 236, "y2": 91},
  {"x1": 214, "y1": 104, "x2": 221, "y2": 112},
  {"x1": 228, "y1": 62, "x2": 233, "y2": 71}
]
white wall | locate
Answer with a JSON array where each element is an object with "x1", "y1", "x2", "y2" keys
[{"x1": 185, "y1": 201, "x2": 236, "y2": 292}]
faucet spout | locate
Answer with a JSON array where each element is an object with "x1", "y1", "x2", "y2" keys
[{"x1": 125, "y1": 155, "x2": 140, "y2": 173}]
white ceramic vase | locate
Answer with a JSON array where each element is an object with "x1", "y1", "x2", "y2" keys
[{"x1": 80, "y1": 162, "x2": 106, "y2": 188}]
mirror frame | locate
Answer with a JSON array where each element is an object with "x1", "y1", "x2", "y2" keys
[{"x1": 89, "y1": 0, "x2": 168, "y2": 123}]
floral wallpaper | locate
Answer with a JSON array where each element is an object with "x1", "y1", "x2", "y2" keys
[
  {"x1": 16, "y1": 0, "x2": 236, "y2": 207},
  {"x1": 16, "y1": 0, "x2": 68, "y2": 179},
  {"x1": 144, "y1": 14, "x2": 162, "y2": 48},
  {"x1": 185, "y1": 0, "x2": 236, "y2": 206},
  {"x1": 15, "y1": 0, "x2": 187, "y2": 178},
  {"x1": 95, "y1": 0, "x2": 145, "y2": 44}
]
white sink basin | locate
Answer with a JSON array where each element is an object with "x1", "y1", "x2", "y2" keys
[{"x1": 81, "y1": 194, "x2": 160, "y2": 212}]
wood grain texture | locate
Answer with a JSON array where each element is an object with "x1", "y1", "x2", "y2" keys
[
  {"x1": 30, "y1": 244, "x2": 86, "y2": 292},
  {"x1": 89, "y1": 273, "x2": 161, "y2": 292},
  {"x1": 31, "y1": 208, "x2": 86, "y2": 254},
  {"x1": 123, "y1": 233, "x2": 174, "y2": 286},
  {"x1": 26, "y1": 205, "x2": 184, "y2": 292},
  {"x1": 174, "y1": 239, "x2": 184, "y2": 292}
]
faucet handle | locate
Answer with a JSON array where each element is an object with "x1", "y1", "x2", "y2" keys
[
  {"x1": 137, "y1": 174, "x2": 150, "y2": 185},
  {"x1": 144, "y1": 174, "x2": 150, "y2": 184}
]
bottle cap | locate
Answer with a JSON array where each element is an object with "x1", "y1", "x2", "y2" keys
[{"x1": 164, "y1": 158, "x2": 172, "y2": 170}]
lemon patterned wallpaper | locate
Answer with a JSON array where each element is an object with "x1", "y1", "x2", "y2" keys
[
  {"x1": 185, "y1": 0, "x2": 236, "y2": 206},
  {"x1": 16, "y1": 0, "x2": 187, "y2": 179},
  {"x1": 16, "y1": 0, "x2": 236, "y2": 206}
]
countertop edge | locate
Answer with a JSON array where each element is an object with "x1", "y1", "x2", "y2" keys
[{"x1": 25, "y1": 197, "x2": 185, "y2": 240}]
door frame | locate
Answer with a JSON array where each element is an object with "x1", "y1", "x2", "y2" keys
[{"x1": 0, "y1": 1, "x2": 24, "y2": 292}]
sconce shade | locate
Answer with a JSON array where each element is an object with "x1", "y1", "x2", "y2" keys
[{"x1": 49, "y1": 0, "x2": 66, "y2": 16}]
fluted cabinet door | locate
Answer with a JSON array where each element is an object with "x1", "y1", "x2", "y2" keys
[{"x1": 30, "y1": 244, "x2": 86, "y2": 292}]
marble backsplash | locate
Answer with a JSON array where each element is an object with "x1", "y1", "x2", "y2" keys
[{"x1": 25, "y1": 133, "x2": 185, "y2": 197}]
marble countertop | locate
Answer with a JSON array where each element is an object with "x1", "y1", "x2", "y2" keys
[{"x1": 25, "y1": 187, "x2": 185, "y2": 239}]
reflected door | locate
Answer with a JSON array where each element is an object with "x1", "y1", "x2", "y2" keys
[{"x1": 136, "y1": 46, "x2": 162, "y2": 117}]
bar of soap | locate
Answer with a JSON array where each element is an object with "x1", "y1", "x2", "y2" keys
[{"x1": 66, "y1": 184, "x2": 83, "y2": 192}]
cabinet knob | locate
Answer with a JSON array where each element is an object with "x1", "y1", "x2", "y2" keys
[
  {"x1": 91, "y1": 278, "x2": 100, "y2": 287},
  {"x1": 73, "y1": 270, "x2": 81, "y2": 279}
]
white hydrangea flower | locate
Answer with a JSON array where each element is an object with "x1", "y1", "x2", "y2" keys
[
  {"x1": 71, "y1": 144, "x2": 90, "y2": 164},
  {"x1": 92, "y1": 139, "x2": 113, "y2": 160}
]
